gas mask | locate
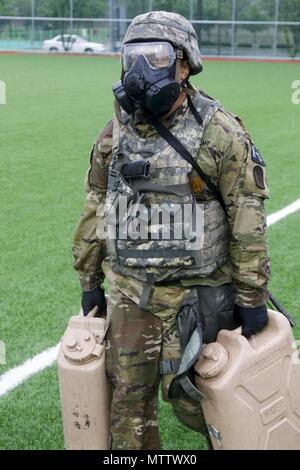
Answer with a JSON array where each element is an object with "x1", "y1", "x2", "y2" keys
[{"x1": 113, "y1": 42, "x2": 183, "y2": 117}]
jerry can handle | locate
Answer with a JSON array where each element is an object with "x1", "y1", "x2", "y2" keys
[
  {"x1": 79, "y1": 301, "x2": 111, "y2": 339},
  {"x1": 86, "y1": 306, "x2": 98, "y2": 318},
  {"x1": 79, "y1": 306, "x2": 98, "y2": 318}
]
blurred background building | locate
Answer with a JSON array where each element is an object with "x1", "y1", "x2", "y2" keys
[{"x1": 0, "y1": 0, "x2": 299, "y2": 58}]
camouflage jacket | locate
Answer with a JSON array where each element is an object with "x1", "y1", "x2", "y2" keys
[{"x1": 73, "y1": 93, "x2": 270, "y2": 308}]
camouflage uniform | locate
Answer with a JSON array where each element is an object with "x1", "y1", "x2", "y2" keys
[{"x1": 72, "y1": 12, "x2": 270, "y2": 451}]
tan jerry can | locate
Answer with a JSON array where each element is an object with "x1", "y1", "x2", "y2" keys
[
  {"x1": 195, "y1": 310, "x2": 300, "y2": 450},
  {"x1": 57, "y1": 311, "x2": 111, "y2": 450}
]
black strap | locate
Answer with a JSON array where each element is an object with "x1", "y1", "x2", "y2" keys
[
  {"x1": 131, "y1": 181, "x2": 191, "y2": 197},
  {"x1": 149, "y1": 104, "x2": 227, "y2": 213},
  {"x1": 178, "y1": 374, "x2": 206, "y2": 402},
  {"x1": 160, "y1": 358, "x2": 181, "y2": 375},
  {"x1": 139, "y1": 283, "x2": 154, "y2": 308},
  {"x1": 267, "y1": 292, "x2": 295, "y2": 327}
]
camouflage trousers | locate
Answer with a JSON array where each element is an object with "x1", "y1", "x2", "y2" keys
[{"x1": 105, "y1": 270, "x2": 234, "y2": 450}]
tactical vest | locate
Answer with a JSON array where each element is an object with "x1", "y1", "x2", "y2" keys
[{"x1": 104, "y1": 92, "x2": 230, "y2": 284}]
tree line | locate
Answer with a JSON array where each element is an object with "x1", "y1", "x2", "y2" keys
[
  {"x1": 0, "y1": 0, "x2": 298, "y2": 22},
  {"x1": 0, "y1": 0, "x2": 299, "y2": 56}
]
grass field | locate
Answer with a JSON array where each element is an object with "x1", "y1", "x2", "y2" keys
[{"x1": 0, "y1": 53, "x2": 300, "y2": 450}]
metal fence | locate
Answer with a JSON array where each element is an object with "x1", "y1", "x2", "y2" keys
[{"x1": 0, "y1": 16, "x2": 300, "y2": 58}]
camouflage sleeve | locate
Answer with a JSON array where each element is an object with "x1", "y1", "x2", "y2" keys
[
  {"x1": 216, "y1": 110, "x2": 270, "y2": 307},
  {"x1": 200, "y1": 109, "x2": 270, "y2": 307},
  {"x1": 72, "y1": 120, "x2": 113, "y2": 291}
]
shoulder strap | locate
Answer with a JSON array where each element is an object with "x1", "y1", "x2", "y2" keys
[{"x1": 149, "y1": 98, "x2": 227, "y2": 213}]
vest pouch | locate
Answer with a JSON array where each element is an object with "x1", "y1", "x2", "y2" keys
[
  {"x1": 115, "y1": 197, "x2": 205, "y2": 270},
  {"x1": 121, "y1": 160, "x2": 151, "y2": 180}
]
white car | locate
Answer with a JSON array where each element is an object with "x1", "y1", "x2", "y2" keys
[{"x1": 42, "y1": 34, "x2": 105, "y2": 54}]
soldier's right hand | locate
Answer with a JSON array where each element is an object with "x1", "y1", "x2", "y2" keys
[
  {"x1": 81, "y1": 287, "x2": 107, "y2": 316},
  {"x1": 234, "y1": 304, "x2": 268, "y2": 338}
]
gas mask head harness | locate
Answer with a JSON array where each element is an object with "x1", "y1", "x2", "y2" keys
[{"x1": 113, "y1": 41, "x2": 185, "y2": 117}]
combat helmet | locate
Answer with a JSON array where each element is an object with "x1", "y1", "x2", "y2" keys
[{"x1": 122, "y1": 11, "x2": 203, "y2": 75}]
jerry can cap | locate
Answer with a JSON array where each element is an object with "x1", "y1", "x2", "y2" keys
[
  {"x1": 195, "y1": 342, "x2": 229, "y2": 379},
  {"x1": 61, "y1": 328, "x2": 103, "y2": 364}
]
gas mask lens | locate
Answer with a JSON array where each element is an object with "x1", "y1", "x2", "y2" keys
[{"x1": 123, "y1": 42, "x2": 176, "y2": 72}]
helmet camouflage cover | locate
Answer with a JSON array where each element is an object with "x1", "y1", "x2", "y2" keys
[{"x1": 123, "y1": 11, "x2": 203, "y2": 75}]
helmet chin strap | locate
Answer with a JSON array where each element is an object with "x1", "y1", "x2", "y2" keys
[
  {"x1": 174, "y1": 51, "x2": 195, "y2": 96},
  {"x1": 114, "y1": 98, "x2": 123, "y2": 123},
  {"x1": 175, "y1": 58, "x2": 182, "y2": 83},
  {"x1": 182, "y1": 81, "x2": 196, "y2": 96},
  {"x1": 175, "y1": 49, "x2": 185, "y2": 89}
]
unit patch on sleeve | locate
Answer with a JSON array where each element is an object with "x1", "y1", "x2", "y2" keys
[{"x1": 253, "y1": 165, "x2": 266, "y2": 189}]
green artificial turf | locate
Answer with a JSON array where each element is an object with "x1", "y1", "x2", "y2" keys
[{"x1": 0, "y1": 54, "x2": 299, "y2": 450}]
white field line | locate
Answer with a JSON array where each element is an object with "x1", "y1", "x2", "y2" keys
[
  {"x1": 1, "y1": 197, "x2": 300, "y2": 398},
  {"x1": 0, "y1": 344, "x2": 60, "y2": 397},
  {"x1": 267, "y1": 198, "x2": 300, "y2": 227}
]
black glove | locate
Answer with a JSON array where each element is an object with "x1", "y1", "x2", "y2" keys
[
  {"x1": 234, "y1": 304, "x2": 268, "y2": 338},
  {"x1": 81, "y1": 287, "x2": 107, "y2": 317}
]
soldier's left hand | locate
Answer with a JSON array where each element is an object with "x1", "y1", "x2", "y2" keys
[
  {"x1": 81, "y1": 287, "x2": 107, "y2": 317},
  {"x1": 234, "y1": 304, "x2": 268, "y2": 338}
]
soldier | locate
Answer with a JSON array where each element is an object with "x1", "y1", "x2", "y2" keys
[{"x1": 72, "y1": 11, "x2": 270, "y2": 450}]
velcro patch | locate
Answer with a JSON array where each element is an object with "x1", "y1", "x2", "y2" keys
[
  {"x1": 251, "y1": 144, "x2": 265, "y2": 166},
  {"x1": 253, "y1": 165, "x2": 265, "y2": 189}
]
